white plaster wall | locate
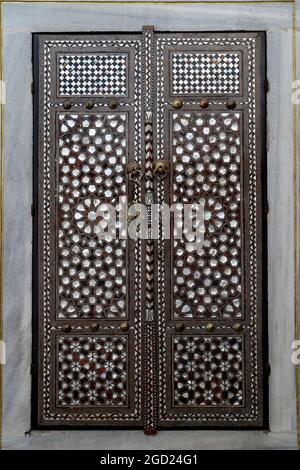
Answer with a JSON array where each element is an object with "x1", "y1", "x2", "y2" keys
[{"x1": 1, "y1": 1, "x2": 298, "y2": 449}]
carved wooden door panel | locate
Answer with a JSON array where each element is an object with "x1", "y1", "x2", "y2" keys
[
  {"x1": 33, "y1": 30, "x2": 267, "y2": 431},
  {"x1": 154, "y1": 32, "x2": 267, "y2": 429}
]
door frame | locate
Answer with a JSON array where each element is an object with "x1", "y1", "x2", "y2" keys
[{"x1": 31, "y1": 29, "x2": 268, "y2": 431}]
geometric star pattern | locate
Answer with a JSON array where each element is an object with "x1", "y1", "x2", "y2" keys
[
  {"x1": 58, "y1": 335, "x2": 128, "y2": 406},
  {"x1": 58, "y1": 113, "x2": 127, "y2": 319},
  {"x1": 172, "y1": 112, "x2": 242, "y2": 319}
]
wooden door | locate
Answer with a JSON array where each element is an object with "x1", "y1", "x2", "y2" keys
[{"x1": 33, "y1": 29, "x2": 267, "y2": 431}]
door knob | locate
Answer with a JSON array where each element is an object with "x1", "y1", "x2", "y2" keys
[
  {"x1": 63, "y1": 100, "x2": 72, "y2": 110},
  {"x1": 127, "y1": 162, "x2": 141, "y2": 180},
  {"x1": 108, "y1": 98, "x2": 118, "y2": 109},
  {"x1": 90, "y1": 322, "x2": 100, "y2": 331},
  {"x1": 85, "y1": 100, "x2": 95, "y2": 109},
  {"x1": 199, "y1": 98, "x2": 209, "y2": 109},
  {"x1": 232, "y1": 323, "x2": 243, "y2": 332},
  {"x1": 206, "y1": 322, "x2": 215, "y2": 332},
  {"x1": 62, "y1": 324, "x2": 71, "y2": 333},
  {"x1": 175, "y1": 321, "x2": 185, "y2": 332},
  {"x1": 172, "y1": 98, "x2": 183, "y2": 109},
  {"x1": 226, "y1": 99, "x2": 236, "y2": 110},
  {"x1": 120, "y1": 322, "x2": 130, "y2": 332},
  {"x1": 153, "y1": 160, "x2": 169, "y2": 179}
]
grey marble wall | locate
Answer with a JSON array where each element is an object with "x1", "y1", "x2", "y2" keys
[
  {"x1": 296, "y1": 0, "x2": 300, "y2": 446},
  {"x1": 1, "y1": 1, "x2": 298, "y2": 450}
]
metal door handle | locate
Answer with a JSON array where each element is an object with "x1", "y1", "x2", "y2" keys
[
  {"x1": 127, "y1": 162, "x2": 141, "y2": 180},
  {"x1": 152, "y1": 159, "x2": 169, "y2": 179},
  {"x1": 127, "y1": 162, "x2": 142, "y2": 206}
]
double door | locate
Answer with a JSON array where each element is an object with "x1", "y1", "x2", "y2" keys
[{"x1": 33, "y1": 28, "x2": 267, "y2": 431}]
